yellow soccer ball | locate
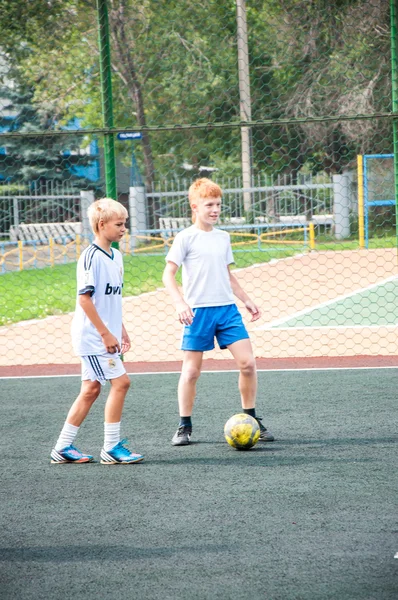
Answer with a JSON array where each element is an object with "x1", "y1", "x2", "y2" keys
[{"x1": 224, "y1": 413, "x2": 260, "y2": 450}]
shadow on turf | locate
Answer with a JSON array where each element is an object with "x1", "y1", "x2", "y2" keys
[
  {"x1": 279, "y1": 436, "x2": 397, "y2": 447},
  {"x1": 171, "y1": 436, "x2": 397, "y2": 448},
  {"x1": 0, "y1": 544, "x2": 226, "y2": 562},
  {"x1": 147, "y1": 454, "x2": 374, "y2": 467}
]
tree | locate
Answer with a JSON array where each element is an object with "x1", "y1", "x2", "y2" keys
[
  {"x1": 0, "y1": 0, "x2": 393, "y2": 188},
  {"x1": 0, "y1": 75, "x2": 98, "y2": 191},
  {"x1": 250, "y1": 0, "x2": 392, "y2": 174}
]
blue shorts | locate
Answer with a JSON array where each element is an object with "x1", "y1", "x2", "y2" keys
[{"x1": 181, "y1": 304, "x2": 249, "y2": 352}]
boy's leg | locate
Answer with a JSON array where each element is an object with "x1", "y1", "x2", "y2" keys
[
  {"x1": 100, "y1": 374, "x2": 144, "y2": 464},
  {"x1": 66, "y1": 379, "x2": 102, "y2": 426},
  {"x1": 172, "y1": 351, "x2": 203, "y2": 445},
  {"x1": 227, "y1": 339, "x2": 274, "y2": 442},
  {"x1": 104, "y1": 372, "x2": 131, "y2": 423},
  {"x1": 51, "y1": 379, "x2": 100, "y2": 463},
  {"x1": 178, "y1": 351, "x2": 203, "y2": 416},
  {"x1": 227, "y1": 338, "x2": 257, "y2": 408}
]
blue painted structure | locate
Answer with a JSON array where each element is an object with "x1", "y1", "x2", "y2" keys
[{"x1": 363, "y1": 154, "x2": 395, "y2": 247}]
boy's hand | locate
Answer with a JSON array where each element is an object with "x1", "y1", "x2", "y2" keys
[
  {"x1": 121, "y1": 331, "x2": 131, "y2": 354},
  {"x1": 101, "y1": 331, "x2": 121, "y2": 354},
  {"x1": 245, "y1": 300, "x2": 261, "y2": 322},
  {"x1": 176, "y1": 301, "x2": 194, "y2": 326}
]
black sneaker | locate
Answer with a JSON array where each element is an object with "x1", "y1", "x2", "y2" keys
[
  {"x1": 172, "y1": 426, "x2": 192, "y2": 446},
  {"x1": 256, "y1": 417, "x2": 275, "y2": 442}
]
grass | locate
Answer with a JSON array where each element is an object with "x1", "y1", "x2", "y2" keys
[
  {"x1": 0, "y1": 246, "x2": 302, "y2": 326},
  {"x1": 0, "y1": 255, "x2": 167, "y2": 326},
  {"x1": 315, "y1": 233, "x2": 398, "y2": 251},
  {"x1": 1, "y1": 235, "x2": 397, "y2": 326}
]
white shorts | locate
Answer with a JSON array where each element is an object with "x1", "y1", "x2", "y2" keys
[{"x1": 81, "y1": 355, "x2": 126, "y2": 386}]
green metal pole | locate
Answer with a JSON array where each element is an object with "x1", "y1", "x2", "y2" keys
[
  {"x1": 390, "y1": 0, "x2": 398, "y2": 250},
  {"x1": 96, "y1": 0, "x2": 117, "y2": 201}
]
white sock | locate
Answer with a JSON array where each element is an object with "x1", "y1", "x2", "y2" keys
[
  {"x1": 104, "y1": 422, "x2": 121, "y2": 451},
  {"x1": 54, "y1": 422, "x2": 79, "y2": 451}
]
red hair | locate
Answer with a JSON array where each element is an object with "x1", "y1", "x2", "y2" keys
[{"x1": 188, "y1": 178, "x2": 222, "y2": 222}]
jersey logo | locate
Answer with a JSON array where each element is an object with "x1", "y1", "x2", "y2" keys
[{"x1": 105, "y1": 283, "x2": 122, "y2": 295}]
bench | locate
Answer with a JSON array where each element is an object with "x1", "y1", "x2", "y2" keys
[
  {"x1": 9, "y1": 222, "x2": 82, "y2": 243},
  {"x1": 159, "y1": 217, "x2": 191, "y2": 237},
  {"x1": 273, "y1": 214, "x2": 334, "y2": 232},
  {"x1": 311, "y1": 214, "x2": 334, "y2": 232}
]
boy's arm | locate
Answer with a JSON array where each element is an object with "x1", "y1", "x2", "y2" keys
[
  {"x1": 228, "y1": 267, "x2": 262, "y2": 322},
  {"x1": 79, "y1": 293, "x2": 121, "y2": 353},
  {"x1": 162, "y1": 261, "x2": 194, "y2": 325}
]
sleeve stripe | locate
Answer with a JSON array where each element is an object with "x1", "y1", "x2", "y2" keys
[
  {"x1": 84, "y1": 245, "x2": 98, "y2": 271},
  {"x1": 78, "y1": 285, "x2": 95, "y2": 296}
]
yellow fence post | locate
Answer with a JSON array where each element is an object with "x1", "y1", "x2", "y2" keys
[
  {"x1": 49, "y1": 237, "x2": 54, "y2": 267},
  {"x1": 309, "y1": 222, "x2": 315, "y2": 250},
  {"x1": 125, "y1": 233, "x2": 131, "y2": 254},
  {"x1": 18, "y1": 240, "x2": 23, "y2": 271},
  {"x1": 357, "y1": 155, "x2": 365, "y2": 249}
]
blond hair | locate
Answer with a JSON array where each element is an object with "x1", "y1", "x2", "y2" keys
[
  {"x1": 87, "y1": 198, "x2": 128, "y2": 234},
  {"x1": 188, "y1": 178, "x2": 222, "y2": 222}
]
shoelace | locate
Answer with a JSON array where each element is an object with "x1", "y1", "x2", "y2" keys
[
  {"x1": 115, "y1": 439, "x2": 131, "y2": 456},
  {"x1": 178, "y1": 427, "x2": 191, "y2": 435}
]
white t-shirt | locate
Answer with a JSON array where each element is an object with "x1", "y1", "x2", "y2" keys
[
  {"x1": 166, "y1": 225, "x2": 235, "y2": 308},
  {"x1": 71, "y1": 243, "x2": 124, "y2": 356}
]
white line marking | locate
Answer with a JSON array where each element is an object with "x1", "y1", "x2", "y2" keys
[
  {"x1": 255, "y1": 275, "x2": 398, "y2": 330},
  {"x1": 1, "y1": 365, "x2": 398, "y2": 380}
]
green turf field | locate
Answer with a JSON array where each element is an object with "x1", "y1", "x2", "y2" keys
[{"x1": 0, "y1": 369, "x2": 396, "y2": 599}]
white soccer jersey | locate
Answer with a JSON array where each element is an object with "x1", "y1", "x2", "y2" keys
[
  {"x1": 71, "y1": 243, "x2": 124, "y2": 356},
  {"x1": 165, "y1": 225, "x2": 235, "y2": 308}
]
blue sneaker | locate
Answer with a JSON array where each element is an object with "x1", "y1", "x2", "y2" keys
[
  {"x1": 51, "y1": 445, "x2": 94, "y2": 464},
  {"x1": 100, "y1": 439, "x2": 144, "y2": 464}
]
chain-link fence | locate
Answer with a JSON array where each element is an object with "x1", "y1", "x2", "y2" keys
[{"x1": 1, "y1": 0, "x2": 398, "y2": 368}]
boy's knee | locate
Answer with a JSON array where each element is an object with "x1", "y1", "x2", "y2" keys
[
  {"x1": 113, "y1": 374, "x2": 131, "y2": 392},
  {"x1": 239, "y1": 357, "x2": 256, "y2": 375},
  {"x1": 182, "y1": 367, "x2": 201, "y2": 383},
  {"x1": 82, "y1": 381, "x2": 101, "y2": 402}
]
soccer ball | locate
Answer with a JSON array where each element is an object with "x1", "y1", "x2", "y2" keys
[{"x1": 224, "y1": 413, "x2": 260, "y2": 450}]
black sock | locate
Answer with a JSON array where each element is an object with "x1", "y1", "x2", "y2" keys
[
  {"x1": 243, "y1": 408, "x2": 256, "y2": 419},
  {"x1": 179, "y1": 416, "x2": 192, "y2": 428}
]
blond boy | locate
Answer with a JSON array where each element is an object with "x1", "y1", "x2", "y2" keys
[
  {"x1": 162, "y1": 178, "x2": 274, "y2": 445},
  {"x1": 51, "y1": 198, "x2": 143, "y2": 464}
]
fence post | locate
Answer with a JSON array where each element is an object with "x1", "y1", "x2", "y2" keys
[
  {"x1": 13, "y1": 197, "x2": 19, "y2": 230},
  {"x1": 80, "y1": 190, "x2": 95, "y2": 242},
  {"x1": 333, "y1": 173, "x2": 350, "y2": 239},
  {"x1": 129, "y1": 186, "x2": 147, "y2": 250}
]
